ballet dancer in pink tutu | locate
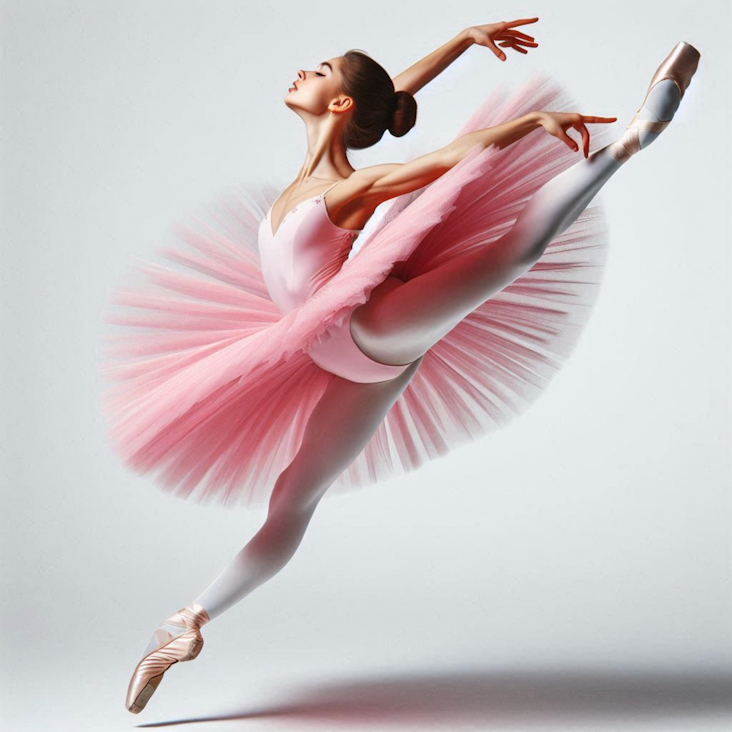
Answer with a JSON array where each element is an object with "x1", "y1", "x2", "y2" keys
[{"x1": 100, "y1": 17, "x2": 700, "y2": 713}]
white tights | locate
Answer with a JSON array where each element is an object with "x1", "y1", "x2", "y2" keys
[{"x1": 188, "y1": 79, "x2": 682, "y2": 623}]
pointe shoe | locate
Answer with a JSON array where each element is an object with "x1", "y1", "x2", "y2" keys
[
  {"x1": 609, "y1": 41, "x2": 701, "y2": 163},
  {"x1": 125, "y1": 602, "x2": 211, "y2": 714}
]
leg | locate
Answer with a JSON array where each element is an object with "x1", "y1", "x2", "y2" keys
[
  {"x1": 127, "y1": 360, "x2": 421, "y2": 713},
  {"x1": 351, "y1": 144, "x2": 625, "y2": 365},
  {"x1": 352, "y1": 66, "x2": 692, "y2": 366},
  {"x1": 191, "y1": 357, "x2": 421, "y2": 621}
]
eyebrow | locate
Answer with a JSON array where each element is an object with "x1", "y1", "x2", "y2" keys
[{"x1": 318, "y1": 62, "x2": 333, "y2": 72}]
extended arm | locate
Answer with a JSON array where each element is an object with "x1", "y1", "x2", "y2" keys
[
  {"x1": 348, "y1": 112, "x2": 542, "y2": 207},
  {"x1": 340, "y1": 109, "x2": 616, "y2": 213}
]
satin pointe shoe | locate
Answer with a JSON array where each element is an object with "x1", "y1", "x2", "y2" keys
[
  {"x1": 125, "y1": 602, "x2": 211, "y2": 714},
  {"x1": 609, "y1": 41, "x2": 701, "y2": 163}
]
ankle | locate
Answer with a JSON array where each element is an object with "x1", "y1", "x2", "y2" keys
[{"x1": 169, "y1": 601, "x2": 211, "y2": 630}]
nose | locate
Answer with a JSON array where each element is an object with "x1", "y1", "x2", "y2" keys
[{"x1": 297, "y1": 69, "x2": 306, "y2": 81}]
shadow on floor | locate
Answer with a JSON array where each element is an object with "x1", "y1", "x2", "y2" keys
[{"x1": 137, "y1": 667, "x2": 732, "y2": 728}]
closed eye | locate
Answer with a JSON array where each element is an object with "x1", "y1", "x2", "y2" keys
[{"x1": 316, "y1": 72, "x2": 325, "y2": 77}]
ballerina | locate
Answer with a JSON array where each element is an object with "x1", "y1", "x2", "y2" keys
[{"x1": 111, "y1": 18, "x2": 701, "y2": 713}]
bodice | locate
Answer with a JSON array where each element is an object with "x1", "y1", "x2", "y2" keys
[{"x1": 258, "y1": 189, "x2": 361, "y2": 314}]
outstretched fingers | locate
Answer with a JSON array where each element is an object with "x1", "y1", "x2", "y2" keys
[
  {"x1": 501, "y1": 17, "x2": 540, "y2": 29},
  {"x1": 497, "y1": 18, "x2": 540, "y2": 55},
  {"x1": 581, "y1": 116, "x2": 619, "y2": 123}
]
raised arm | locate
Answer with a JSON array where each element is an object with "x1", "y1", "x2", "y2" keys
[
  {"x1": 391, "y1": 18, "x2": 540, "y2": 96},
  {"x1": 391, "y1": 31, "x2": 474, "y2": 96}
]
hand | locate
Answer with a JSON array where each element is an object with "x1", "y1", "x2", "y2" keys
[
  {"x1": 465, "y1": 17, "x2": 540, "y2": 62},
  {"x1": 534, "y1": 111, "x2": 618, "y2": 158}
]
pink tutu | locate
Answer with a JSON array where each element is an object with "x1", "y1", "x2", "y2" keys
[{"x1": 97, "y1": 74, "x2": 617, "y2": 508}]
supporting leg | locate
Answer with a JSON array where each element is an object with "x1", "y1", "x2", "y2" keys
[
  {"x1": 127, "y1": 359, "x2": 420, "y2": 714},
  {"x1": 191, "y1": 358, "x2": 421, "y2": 622}
]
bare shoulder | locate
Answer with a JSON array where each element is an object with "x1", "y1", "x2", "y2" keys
[
  {"x1": 339, "y1": 146, "x2": 454, "y2": 215},
  {"x1": 323, "y1": 166, "x2": 399, "y2": 230},
  {"x1": 326, "y1": 141, "x2": 457, "y2": 229},
  {"x1": 326, "y1": 167, "x2": 392, "y2": 209}
]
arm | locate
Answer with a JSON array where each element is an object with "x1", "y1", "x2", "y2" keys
[
  {"x1": 391, "y1": 18, "x2": 541, "y2": 95},
  {"x1": 335, "y1": 108, "x2": 615, "y2": 220},
  {"x1": 347, "y1": 112, "x2": 542, "y2": 207},
  {"x1": 391, "y1": 30, "x2": 474, "y2": 96}
]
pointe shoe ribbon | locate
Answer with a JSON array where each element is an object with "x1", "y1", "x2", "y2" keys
[
  {"x1": 609, "y1": 114, "x2": 673, "y2": 162},
  {"x1": 125, "y1": 602, "x2": 211, "y2": 714}
]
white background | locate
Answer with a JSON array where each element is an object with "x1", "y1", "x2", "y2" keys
[{"x1": 2, "y1": 1, "x2": 730, "y2": 730}]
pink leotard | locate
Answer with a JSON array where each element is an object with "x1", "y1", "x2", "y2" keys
[{"x1": 258, "y1": 180, "x2": 413, "y2": 383}]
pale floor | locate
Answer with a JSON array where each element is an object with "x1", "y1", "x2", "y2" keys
[{"x1": 6, "y1": 652, "x2": 732, "y2": 731}]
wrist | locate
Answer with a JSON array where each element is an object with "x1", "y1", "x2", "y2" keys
[
  {"x1": 459, "y1": 28, "x2": 476, "y2": 47},
  {"x1": 526, "y1": 111, "x2": 544, "y2": 127}
]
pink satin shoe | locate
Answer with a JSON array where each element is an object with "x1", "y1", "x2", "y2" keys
[
  {"x1": 609, "y1": 41, "x2": 701, "y2": 162},
  {"x1": 125, "y1": 602, "x2": 211, "y2": 714}
]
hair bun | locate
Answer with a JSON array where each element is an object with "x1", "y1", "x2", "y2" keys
[{"x1": 389, "y1": 90, "x2": 418, "y2": 138}]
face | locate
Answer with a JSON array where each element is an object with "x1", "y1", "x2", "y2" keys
[{"x1": 284, "y1": 56, "x2": 353, "y2": 117}]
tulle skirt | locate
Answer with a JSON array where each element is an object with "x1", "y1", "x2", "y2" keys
[{"x1": 97, "y1": 73, "x2": 617, "y2": 508}]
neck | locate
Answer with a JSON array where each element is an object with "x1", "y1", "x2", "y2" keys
[{"x1": 294, "y1": 115, "x2": 354, "y2": 183}]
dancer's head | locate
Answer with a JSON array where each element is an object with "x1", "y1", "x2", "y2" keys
[{"x1": 284, "y1": 50, "x2": 417, "y2": 150}]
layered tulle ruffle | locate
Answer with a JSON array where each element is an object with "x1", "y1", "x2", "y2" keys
[{"x1": 97, "y1": 73, "x2": 617, "y2": 507}]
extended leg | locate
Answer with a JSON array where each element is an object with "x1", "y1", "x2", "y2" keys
[
  {"x1": 191, "y1": 357, "x2": 421, "y2": 621},
  {"x1": 352, "y1": 75, "x2": 689, "y2": 366},
  {"x1": 351, "y1": 144, "x2": 624, "y2": 365}
]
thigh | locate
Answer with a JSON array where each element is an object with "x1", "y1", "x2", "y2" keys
[
  {"x1": 351, "y1": 274, "x2": 405, "y2": 328},
  {"x1": 269, "y1": 355, "x2": 422, "y2": 514},
  {"x1": 350, "y1": 245, "x2": 529, "y2": 366},
  {"x1": 350, "y1": 274, "x2": 410, "y2": 364}
]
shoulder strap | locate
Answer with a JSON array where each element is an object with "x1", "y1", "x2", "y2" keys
[{"x1": 322, "y1": 180, "x2": 342, "y2": 196}]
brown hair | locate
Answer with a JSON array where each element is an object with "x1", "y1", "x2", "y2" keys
[{"x1": 338, "y1": 49, "x2": 417, "y2": 150}]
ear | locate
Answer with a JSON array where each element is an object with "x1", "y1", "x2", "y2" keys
[{"x1": 330, "y1": 95, "x2": 354, "y2": 114}]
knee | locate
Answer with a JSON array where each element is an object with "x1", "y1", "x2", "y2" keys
[
  {"x1": 267, "y1": 466, "x2": 328, "y2": 522},
  {"x1": 507, "y1": 217, "x2": 556, "y2": 269},
  {"x1": 519, "y1": 237, "x2": 549, "y2": 269}
]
